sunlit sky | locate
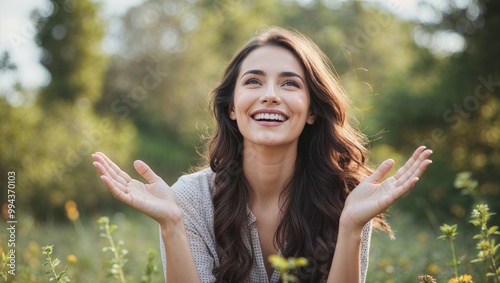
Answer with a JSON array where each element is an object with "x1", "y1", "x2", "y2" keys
[{"x1": 0, "y1": 0, "x2": 466, "y2": 92}]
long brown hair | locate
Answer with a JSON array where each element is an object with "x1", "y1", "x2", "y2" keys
[{"x1": 208, "y1": 27, "x2": 391, "y2": 282}]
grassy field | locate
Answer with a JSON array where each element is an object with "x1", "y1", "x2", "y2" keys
[
  {"x1": 0, "y1": 206, "x2": 492, "y2": 283},
  {"x1": 368, "y1": 210, "x2": 482, "y2": 283},
  {"x1": 1, "y1": 211, "x2": 164, "y2": 283}
]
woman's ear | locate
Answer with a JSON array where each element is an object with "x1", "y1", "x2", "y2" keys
[
  {"x1": 306, "y1": 111, "x2": 316, "y2": 125},
  {"x1": 229, "y1": 107, "x2": 236, "y2": 120}
]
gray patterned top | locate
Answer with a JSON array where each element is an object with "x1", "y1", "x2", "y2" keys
[{"x1": 160, "y1": 168, "x2": 372, "y2": 282}]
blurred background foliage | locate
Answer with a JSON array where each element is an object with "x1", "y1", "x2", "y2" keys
[{"x1": 0, "y1": 0, "x2": 499, "y2": 255}]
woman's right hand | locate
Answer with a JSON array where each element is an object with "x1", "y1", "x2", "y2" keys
[{"x1": 92, "y1": 152, "x2": 182, "y2": 225}]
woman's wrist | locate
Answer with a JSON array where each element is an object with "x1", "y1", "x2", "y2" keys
[
  {"x1": 160, "y1": 217, "x2": 186, "y2": 239},
  {"x1": 339, "y1": 211, "x2": 366, "y2": 235},
  {"x1": 158, "y1": 206, "x2": 185, "y2": 235}
]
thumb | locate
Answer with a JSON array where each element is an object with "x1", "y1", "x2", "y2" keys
[
  {"x1": 366, "y1": 159, "x2": 395, "y2": 183},
  {"x1": 134, "y1": 160, "x2": 161, "y2": 184}
]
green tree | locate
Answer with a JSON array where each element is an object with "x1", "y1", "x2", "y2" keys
[
  {"x1": 0, "y1": 0, "x2": 137, "y2": 220},
  {"x1": 372, "y1": 0, "x2": 500, "y2": 223},
  {"x1": 33, "y1": 0, "x2": 107, "y2": 105}
]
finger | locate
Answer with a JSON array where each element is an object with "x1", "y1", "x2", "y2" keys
[
  {"x1": 94, "y1": 152, "x2": 132, "y2": 183},
  {"x1": 93, "y1": 152, "x2": 132, "y2": 184},
  {"x1": 395, "y1": 150, "x2": 432, "y2": 187},
  {"x1": 93, "y1": 162, "x2": 129, "y2": 191},
  {"x1": 93, "y1": 160, "x2": 109, "y2": 177},
  {"x1": 134, "y1": 160, "x2": 161, "y2": 184},
  {"x1": 393, "y1": 146, "x2": 427, "y2": 180},
  {"x1": 92, "y1": 155, "x2": 129, "y2": 187},
  {"x1": 93, "y1": 162, "x2": 126, "y2": 191},
  {"x1": 399, "y1": 176, "x2": 420, "y2": 196},
  {"x1": 100, "y1": 175, "x2": 132, "y2": 203},
  {"x1": 405, "y1": 158, "x2": 433, "y2": 184},
  {"x1": 396, "y1": 159, "x2": 432, "y2": 194},
  {"x1": 365, "y1": 159, "x2": 395, "y2": 183}
]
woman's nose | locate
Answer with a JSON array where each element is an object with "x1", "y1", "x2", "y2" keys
[{"x1": 260, "y1": 85, "x2": 281, "y2": 105}]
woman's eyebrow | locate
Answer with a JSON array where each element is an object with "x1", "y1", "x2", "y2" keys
[
  {"x1": 279, "y1": 71, "x2": 304, "y2": 83},
  {"x1": 240, "y1": 69, "x2": 304, "y2": 83},
  {"x1": 241, "y1": 69, "x2": 265, "y2": 78}
]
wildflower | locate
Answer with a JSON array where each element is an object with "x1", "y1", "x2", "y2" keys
[
  {"x1": 97, "y1": 216, "x2": 109, "y2": 225},
  {"x1": 98, "y1": 216, "x2": 127, "y2": 283},
  {"x1": 67, "y1": 254, "x2": 78, "y2": 264},
  {"x1": 41, "y1": 245, "x2": 70, "y2": 282},
  {"x1": 470, "y1": 204, "x2": 494, "y2": 227},
  {"x1": 426, "y1": 263, "x2": 439, "y2": 275},
  {"x1": 268, "y1": 254, "x2": 308, "y2": 283},
  {"x1": 438, "y1": 223, "x2": 460, "y2": 278},
  {"x1": 469, "y1": 203, "x2": 500, "y2": 280},
  {"x1": 418, "y1": 274, "x2": 437, "y2": 283},
  {"x1": 42, "y1": 245, "x2": 54, "y2": 255},
  {"x1": 65, "y1": 200, "x2": 80, "y2": 222},
  {"x1": 448, "y1": 274, "x2": 473, "y2": 283},
  {"x1": 454, "y1": 172, "x2": 478, "y2": 195},
  {"x1": 438, "y1": 224, "x2": 458, "y2": 240},
  {"x1": 268, "y1": 254, "x2": 288, "y2": 270}
]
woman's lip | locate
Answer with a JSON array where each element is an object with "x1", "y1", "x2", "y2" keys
[{"x1": 252, "y1": 119, "x2": 285, "y2": 127}]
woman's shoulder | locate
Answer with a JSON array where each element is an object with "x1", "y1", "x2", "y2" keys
[{"x1": 171, "y1": 167, "x2": 216, "y2": 201}]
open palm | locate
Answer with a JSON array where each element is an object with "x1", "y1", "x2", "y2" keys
[
  {"x1": 343, "y1": 146, "x2": 433, "y2": 228},
  {"x1": 92, "y1": 152, "x2": 181, "y2": 224}
]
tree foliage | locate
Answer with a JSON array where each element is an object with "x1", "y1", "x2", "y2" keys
[{"x1": 33, "y1": 0, "x2": 108, "y2": 105}]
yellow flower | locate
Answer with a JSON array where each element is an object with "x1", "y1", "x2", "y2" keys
[
  {"x1": 65, "y1": 200, "x2": 80, "y2": 222},
  {"x1": 449, "y1": 274, "x2": 473, "y2": 283},
  {"x1": 294, "y1": 257, "x2": 308, "y2": 267},
  {"x1": 460, "y1": 275, "x2": 473, "y2": 282},
  {"x1": 67, "y1": 254, "x2": 78, "y2": 264},
  {"x1": 426, "y1": 263, "x2": 439, "y2": 275},
  {"x1": 268, "y1": 254, "x2": 288, "y2": 270}
]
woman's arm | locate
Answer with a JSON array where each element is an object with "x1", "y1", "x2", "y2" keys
[
  {"x1": 160, "y1": 218, "x2": 201, "y2": 283},
  {"x1": 327, "y1": 146, "x2": 433, "y2": 283},
  {"x1": 92, "y1": 152, "x2": 201, "y2": 283},
  {"x1": 327, "y1": 218, "x2": 364, "y2": 283}
]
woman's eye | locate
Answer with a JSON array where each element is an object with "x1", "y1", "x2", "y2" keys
[
  {"x1": 245, "y1": 78, "x2": 261, "y2": 85},
  {"x1": 282, "y1": 80, "x2": 299, "y2": 87}
]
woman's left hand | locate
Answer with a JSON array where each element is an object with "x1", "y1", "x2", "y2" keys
[{"x1": 342, "y1": 146, "x2": 433, "y2": 229}]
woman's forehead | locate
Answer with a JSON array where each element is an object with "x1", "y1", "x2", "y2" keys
[{"x1": 239, "y1": 46, "x2": 305, "y2": 77}]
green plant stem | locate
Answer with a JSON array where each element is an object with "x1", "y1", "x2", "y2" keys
[
  {"x1": 480, "y1": 222, "x2": 500, "y2": 283},
  {"x1": 487, "y1": 238, "x2": 500, "y2": 283},
  {"x1": 490, "y1": 255, "x2": 500, "y2": 283},
  {"x1": 103, "y1": 225, "x2": 126, "y2": 283},
  {"x1": 450, "y1": 238, "x2": 459, "y2": 278},
  {"x1": 45, "y1": 253, "x2": 60, "y2": 282}
]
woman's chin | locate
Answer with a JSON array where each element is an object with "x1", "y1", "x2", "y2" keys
[{"x1": 244, "y1": 136, "x2": 297, "y2": 148}]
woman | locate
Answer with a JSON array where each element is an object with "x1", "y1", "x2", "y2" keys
[{"x1": 92, "y1": 27, "x2": 432, "y2": 282}]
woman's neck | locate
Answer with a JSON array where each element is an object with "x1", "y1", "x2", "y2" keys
[{"x1": 242, "y1": 141, "x2": 297, "y2": 208}]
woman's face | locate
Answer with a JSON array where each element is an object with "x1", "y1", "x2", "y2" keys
[{"x1": 231, "y1": 46, "x2": 315, "y2": 148}]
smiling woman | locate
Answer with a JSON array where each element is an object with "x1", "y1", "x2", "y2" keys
[
  {"x1": 230, "y1": 45, "x2": 314, "y2": 148},
  {"x1": 92, "y1": 27, "x2": 433, "y2": 283}
]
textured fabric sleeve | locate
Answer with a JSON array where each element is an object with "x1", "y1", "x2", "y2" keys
[
  {"x1": 359, "y1": 220, "x2": 373, "y2": 283},
  {"x1": 159, "y1": 171, "x2": 217, "y2": 283}
]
